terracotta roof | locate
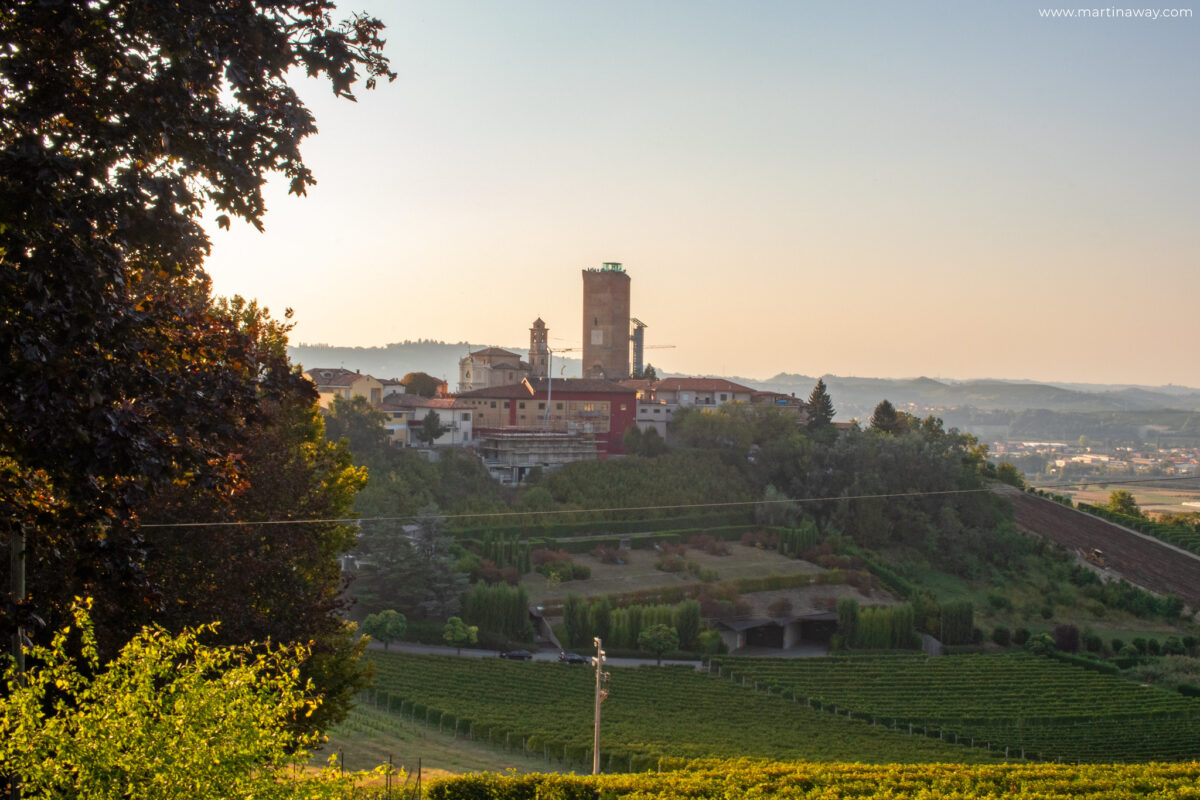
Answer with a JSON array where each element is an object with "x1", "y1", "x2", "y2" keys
[
  {"x1": 379, "y1": 393, "x2": 465, "y2": 411},
  {"x1": 655, "y1": 377, "x2": 756, "y2": 393},
  {"x1": 456, "y1": 378, "x2": 636, "y2": 399},
  {"x1": 469, "y1": 346, "x2": 521, "y2": 358},
  {"x1": 303, "y1": 367, "x2": 378, "y2": 387}
]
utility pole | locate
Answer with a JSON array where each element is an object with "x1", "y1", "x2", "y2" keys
[{"x1": 591, "y1": 637, "x2": 610, "y2": 775}]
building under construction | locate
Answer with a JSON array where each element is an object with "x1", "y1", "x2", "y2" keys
[{"x1": 581, "y1": 262, "x2": 631, "y2": 380}]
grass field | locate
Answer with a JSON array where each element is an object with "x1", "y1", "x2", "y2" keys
[{"x1": 522, "y1": 541, "x2": 824, "y2": 607}]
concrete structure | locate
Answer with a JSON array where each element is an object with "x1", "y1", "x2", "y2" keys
[
  {"x1": 303, "y1": 367, "x2": 383, "y2": 409},
  {"x1": 653, "y1": 377, "x2": 755, "y2": 408},
  {"x1": 476, "y1": 431, "x2": 599, "y2": 485},
  {"x1": 581, "y1": 262, "x2": 631, "y2": 380},
  {"x1": 455, "y1": 377, "x2": 638, "y2": 457},
  {"x1": 715, "y1": 612, "x2": 837, "y2": 652},
  {"x1": 457, "y1": 346, "x2": 530, "y2": 393},
  {"x1": 378, "y1": 393, "x2": 473, "y2": 447}
]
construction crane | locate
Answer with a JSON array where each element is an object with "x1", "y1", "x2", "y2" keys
[{"x1": 629, "y1": 318, "x2": 674, "y2": 379}]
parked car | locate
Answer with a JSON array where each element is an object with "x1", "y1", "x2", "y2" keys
[
  {"x1": 559, "y1": 652, "x2": 588, "y2": 665},
  {"x1": 499, "y1": 649, "x2": 534, "y2": 661}
]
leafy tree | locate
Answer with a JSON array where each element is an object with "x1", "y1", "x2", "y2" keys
[
  {"x1": 642, "y1": 364, "x2": 658, "y2": 382},
  {"x1": 1, "y1": 1, "x2": 392, "y2": 656},
  {"x1": 869, "y1": 399, "x2": 905, "y2": 434},
  {"x1": 442, "y1": 616, "x2": 478, "y2": 655},
  {"x1": 415, "y1": 410, "x2": 449, "y2": 446},
  {"x1": 805, "y1": 379, "x2": 836, "y2": 429},
  {"x1": 137, "y1": 298, "x2": 371, "y2": 732},
  {"x1": 361, "y1": 610, "x2": 407, "y2": 651},
  {"x1": 640, "y1": 426, "x2": 669, "y2": 456},
  {"x1": 401, "y1": 372, "x2": 444, "y2": 398},
  {"x1": 995, "y1": 462, "x2": 1025, "y2": 488},
  {"x1": 0, "y1": 602, "x2": 380, "y2": 799},
  {"x1": 1106, "y1": 489, "x2": 1143, "y2": 518},
  {"x1": 673, "y1": 598, "x2": 702, "y2": 650},
  {"x1": 638, "y1": 623, "x2": 679, "y2": 666},
  {"x1": 325, "y1": 394, "x2": 391, "y2": 456},
  {"x1": 836, "y1": 597, "x2": 859, "y2": 648},
  {"x1": 563, "y1": 593, "x2": 591, "y2": 648}
]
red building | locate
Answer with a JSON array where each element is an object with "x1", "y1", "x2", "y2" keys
[{"x1": 455, "y1": 378, "x2": 638, "y2": 457}]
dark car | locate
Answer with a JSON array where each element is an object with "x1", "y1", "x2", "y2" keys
[
  {"x1": 499, "y1": 649, "x2": 534, "y2": 661},
  {"x1": 559, "y1": 652, "x2": 588, "y2": 665}
]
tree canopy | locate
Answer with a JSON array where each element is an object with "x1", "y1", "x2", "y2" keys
[
  {"x1": 1, "y1": 0, "x2": 392, "y2": 710},
  {"x1": 805, "y1": 379, "x2": 836, "y2": 429},
  {"x1": 401, "y1": 372, "x2": 445, "y2": 397}
]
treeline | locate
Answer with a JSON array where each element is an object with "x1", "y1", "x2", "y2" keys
[{"x1": 562, "y1": 595, "x2": 717, "y2": 654}]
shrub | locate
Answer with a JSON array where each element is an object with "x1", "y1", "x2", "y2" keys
[
  {"x1": 689, "y1": 534, "x2": 731, "y2": 556},
  {"x1": 1013, "y1": 627, "x2": 1031, "y2": 646},
  {"x1": 1132, "y1": 637, "x2": 1148, "y2": 655},
  {"x1": 656, "y1": 554, "x2": 685, "y2": 573},
  {"x1": 768, "y1": 597, "x2": 794, "y2": 617},
  {"x1": 592, "y1": 545, "x2": 625, "y2": 564},
  {"x1": 986, "y1": 591, "x2": 1013, "y2": 612},
  {"x1": 992, "y1": 626, "x2": 1011, "y2": 647},
  {"x1": 1147, "y1": 638, "x2": 1162, "y2": 656},
  {"x1": 1053, "y1": 624, "x2": 1080, "y2": 653},
  {"x1": 1163, "y1": 636, "x2": 1186, "y2": 656},
  {"x1": 1083, "y1": 632, "x2": 1104, "y2": 653},
  {"x1": 741, "y1": 529, "x2": 779, "y2": 549}
]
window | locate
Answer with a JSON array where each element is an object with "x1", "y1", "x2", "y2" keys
[
  {"x1": 720, "y1": 394, "x2": 727, "y2": 402},
  {"x1": 556, "y1": 402, "x2": 563, "y2": 410},
  {"x1": 653, "y1": 408, "x2": 661, "y2": 414},
  {"x1": 583, "y1": 403, "x2": 595, "y2": 412},
  {"x1": 503, "y1": 401, "x2": 510, "y2": 408},
  {"x1": 619, "y1": 403, "x2": 627, "y2": 411},
  {"x1": 490, "y1": 401, "x2": 496, "y2": 408},
  {"x1": 538, "y1": 402, "x2": 545, "y2": 410},
  {"x1": 519, "y1": 401, "x2": 525, "y2": 409},
  {"x1": 461, "y1": 412, "x2": 470, "y2": 421}
]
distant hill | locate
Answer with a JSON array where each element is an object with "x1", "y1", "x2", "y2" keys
[
  {"x1": 288, "y1": 341, "x2": 1200, "y2": 443},
  {"x1": 288, "y1": 340, "x2": 582, "y2": 385}
]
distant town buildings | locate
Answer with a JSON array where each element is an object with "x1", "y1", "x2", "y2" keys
[
  {"x1": 301, "y1": 260, "x2": 818, "y2": 483},
  {"x1": 303, "y1": 367, "x2": 383, "y2": 408}
]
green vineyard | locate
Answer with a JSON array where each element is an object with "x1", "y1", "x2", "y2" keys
[
  {"x1": 426, "y1": 759, "x2": 1200, "y2": 800},
  {"x1": 366, "y1": 652, "x2": 994, "y2": 768},
  {"x1": 709, "y1": 652, "x2": 1200, "y2": 762}
]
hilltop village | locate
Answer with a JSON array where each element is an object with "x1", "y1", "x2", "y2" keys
[{"x1": 304, "y1": 263, "x2": 808, "y2": 484}]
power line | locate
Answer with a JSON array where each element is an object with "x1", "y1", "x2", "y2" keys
[{"x1": 139, "y1": 487, "x2": 992, "y2": 530}]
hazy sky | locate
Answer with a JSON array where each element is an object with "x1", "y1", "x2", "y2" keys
[{"x1": 203, "y1": 1, "x2": 1199, "y2": 387}]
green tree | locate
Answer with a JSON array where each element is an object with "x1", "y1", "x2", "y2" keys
[
  {"x1": 361, "y1": 610, "x2": 407, "y2": 651},
  {"x1": 673, "y1": 599, "x2": 702, "y2": 651},
  {"x1": 805, "y1": 379, "x2": 836, "y2": 429},
  {"x1": 995, "y1": 462, "x2": 1025, "y2": 488},
  {"x1": 638, "y1": 623, "x2": 679, "y2": 666},
  {"x1": 642, "y1": 364, "x2": 658, "y2": 382},
  {"x1": 415, "y1": 410, "x2": 449, "y2": 446},
  {"x1": 1, "y1": 0, "x2": 393, "y2": 654},
  {"x1": 1106, "y1": 489, "x2": 1143, "y2": 518},
  {"x1": 869, "y1": 399, "x2": 905, "y2": 434},
  {"x1": 401, "y1": 372, "x2": 444, "y2": 398},
  {"x1": 325, "y1": 394, "x2": 391, "y2": 457},
  {"x1": 442, "y1": 617, "x2": 478, "y2": 655},
  {"x1": 0, "y1": 602, "x2": 381, "y2": 799},
  {"x1": 138, "y1": 298, "x2": 371, "y2": 732}
]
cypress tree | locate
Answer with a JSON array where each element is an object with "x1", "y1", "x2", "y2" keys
[{"x1": 806, "y1": 379, "x2": 836, "y2": 429}]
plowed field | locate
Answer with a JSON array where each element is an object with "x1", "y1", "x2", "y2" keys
[{"x1": 999, "y1": 486, "x2": 1200, "y2": 609}]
